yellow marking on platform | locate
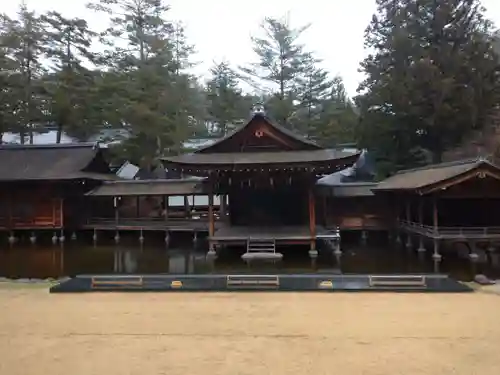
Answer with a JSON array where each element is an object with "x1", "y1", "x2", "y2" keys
[
  {"x1": 319, "y1": 280, "x2": 334, "y2": 289},
  {"x1": 171, "y1": 280, "x2": 183, "y2": 288}
]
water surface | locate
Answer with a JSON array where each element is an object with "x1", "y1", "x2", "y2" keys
[{"x1": 0, "y1": 235, "x2": 484, "y2": 281}]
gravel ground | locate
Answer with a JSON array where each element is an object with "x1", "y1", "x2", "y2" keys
[{"x1": 0, "y1": 289, "x2": 499, "y2": 375}]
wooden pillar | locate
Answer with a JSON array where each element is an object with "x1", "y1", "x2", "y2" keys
[
  {"x1": 418, "y1": 199, "x2": 423, "y2": 225},
  {"x1": 432, "y1": 195, "x2": 438, "y2": 231},
  {"x1": 59, "y1": 198, "x2": 65, "y2": 241},
  {"x1": 322, "y1": 194, "x2": 328, "y2": 227},
  {"x1": 7, "y1": 191, "x2": 12, "y2": 230},
  {"x1": 163, "y1": 196, "x2": 168, "y2": 222},
  {"x1": 52, "y1": 198, "x2": 57, "y2": 226},
  {"x1": 405, "y1": 198, "x2": 411, "y2": 223},
  {"x1": 114, "y1": 196, "x2": 119, "y2": 225},
  {"x1": 208, "y1": 186, "x2": 215, "y2": 251},
  {"x1": 220, "y1": 194, "x2": 225, "y2": 220},
  {"x1": 309, "y1": 187, "x2": 316, "y2": 250},
  {"x1": 184, "y1": 196, "x2": 190, "y2": 218},
  {"x1": 417, "y1": 198, "x2": 425, "y2": 252}
]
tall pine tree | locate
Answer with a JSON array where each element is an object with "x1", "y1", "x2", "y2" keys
[
  {"x1": 206, "y1": 61, "x2": 245, "y2": 136},
  {"x1": 240, "y1": 16, "x2": 310, "y2": 127},
  {"x1": 41, "y1": 11, "x2": 97, "y2": 142},
  {"x1": 358, "y1": 0, "x2": 500, "y2": 173}
]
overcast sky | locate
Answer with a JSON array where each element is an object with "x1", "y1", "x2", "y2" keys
[{"x1": 3, "y1": 0, "x2": 500, "y2": 96}]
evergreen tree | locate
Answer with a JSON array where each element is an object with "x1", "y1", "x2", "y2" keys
[
  {"x1": 358, "y1": 0, "x2": 500, "y2": 173},
  {"x1": 240, "y1": 16, "x2": 310, "y2": 127},
  {"x1": 314, "y1": 77, "x2": 359, "y2": 146},
  {"x1": 87, "y1": 0, "x2": 192, "y2": 164},
  {"x1": 294, "y1": 55, "x2": 332, "y2": 135},
  {"x1": 1, "y1": 4, "x2": 45, "y2": 144},
  {"x1": 40, "y1": 11, "x2": 97, "y2": 142},
  {"x1": 206, "y1": 61, "x2": 245, "y2": 136},
  {"x1": 0, "y1": 21, "x2": 17, "y2": 142}
]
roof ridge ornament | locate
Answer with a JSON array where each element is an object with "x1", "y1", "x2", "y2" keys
[{"x1": 251, "y1": 102, "x2": 266, "y2": 116}]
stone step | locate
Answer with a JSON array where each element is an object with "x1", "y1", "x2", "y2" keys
[{"x1": 247, "y1": 239, "x2": 276, "y2": 253}]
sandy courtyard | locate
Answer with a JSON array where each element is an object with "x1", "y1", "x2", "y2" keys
[{"x1": 0, "y1": 288, "x2": 499, "y2": 375}]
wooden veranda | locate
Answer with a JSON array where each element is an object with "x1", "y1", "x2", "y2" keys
[
  {"x1": 84, "y1": 179, "x2": 225, "y2": 236},
  {"x1": 374, "y1": 158, "x2": 500, "y2": 259}
]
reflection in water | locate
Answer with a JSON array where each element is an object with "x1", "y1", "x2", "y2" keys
[{"x1": 0, "y1": 237, "x2": 490, "y2": 281}]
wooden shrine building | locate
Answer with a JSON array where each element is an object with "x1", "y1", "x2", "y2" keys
[
  {"x1": 162, "y1": 112, "x2": 360, "y2": 258},
  {"x1": 373, "y1": 158, "x2": 500, "y2": 257},
  {"x1": 0, "y1": 143, "x2": 112, "y2": 240}
]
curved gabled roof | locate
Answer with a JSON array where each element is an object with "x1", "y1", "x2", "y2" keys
[
  {"x1": 373, "y1": 158, "x2": 499, "y2": 194},
  {"x1": 195, "y1": 113, "x2": 321, "y2": 153}
]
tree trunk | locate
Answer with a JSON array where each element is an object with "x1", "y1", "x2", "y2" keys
[
  {"x1": 56, "y1": 124, "x2": 63, "y2": 144},
  {"x1": 20, "y1": 129, "x2": 25, "y2": 145}
]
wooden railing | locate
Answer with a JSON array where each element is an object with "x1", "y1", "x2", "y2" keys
[
  {"x1": 0, "y1": 216, "x2": 61, "y2": 229},
  {"x1": 84, "y1": 216, "x2": 216, "y2": 231},
  {"x1": 399, "y1": 220, "x2": 500, "y2": 239},
  {"x1": 327, "y1": 215, "x2": 388, "y2": 230}
]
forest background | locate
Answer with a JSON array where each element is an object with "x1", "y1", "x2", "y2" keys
[{"x1": 1, "y1": 0, "x2": 500, "y2": 177}]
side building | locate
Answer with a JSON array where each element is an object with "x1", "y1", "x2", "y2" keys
[{"x1": 0, "y1": 143, "x2": 113, "y2": 242}]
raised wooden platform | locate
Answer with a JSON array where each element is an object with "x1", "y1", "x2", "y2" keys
[
  {"x1": 83, "y1": 218, "x2": 218, "y2": 232},
  {"x1": 210, "y1": 225, "x2": 328, "y2": 246},
  {"x1": 50, "y1": 274, "x2": 472, "y2": 293}
]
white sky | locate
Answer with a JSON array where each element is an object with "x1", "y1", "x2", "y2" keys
[{"x1": 3, "y1": 0, "x2": 500, "y2": 96}]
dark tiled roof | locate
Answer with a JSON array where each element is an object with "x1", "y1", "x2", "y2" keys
[
  {"x1": 195, "y1": 113, "x2": 321, "y2": 153},
  {"x1": 86, "y1": 179, "x2": 206, "y2": 196},
  {"x1": 163, "y1": 149, "x2": 360, "y2": 167},
  {"x1": 0, "y1": 143, "x2": 112, "y2": 181},
  {"x1": 374, "y1": 158, "x2": 497, "y2": 192}
]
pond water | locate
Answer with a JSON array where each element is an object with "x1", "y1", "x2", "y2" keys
[{"x1": 0, "y1": 232, "x2": 487, "y2": 281}]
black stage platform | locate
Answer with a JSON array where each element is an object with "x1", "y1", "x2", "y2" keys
[{"x1": 50, "y1": 274, "x2": 472, "y2": 293}]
